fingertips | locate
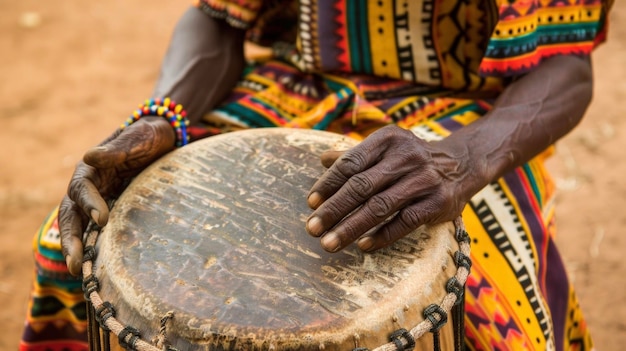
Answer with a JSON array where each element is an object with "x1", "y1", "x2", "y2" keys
[
  {"x1": 64, "y1": 237, "x2": 84, "y2": 276},
  {"x1": 356, "y1": 212, "x2": 417, "y2": 252},
  {"x1": 356, "y1": 232, "x2": 398, "y2": 253},
  {"x1": 320, "y1": 150, "x2": 345, "y2": 168},
  {"x1": 58, "y1": 199, "x2": 86, "y2": 276},
  {"x1": 90, "y1": 208, "x2": 109, "y2": 227},
  {"x1": 83, "y1": 145, "x2": 123, "y2": 168},
  {"x1": 69, "y1": 179, "x2": 110, "y2": 226},
  {"x1": 320, "y1": 232, "x2": 341, "y2": 252},
  {"x1": 307, "y1": 192, "x2": 324, "y2": 209},
  {"x1": 305, "y1": 216, "x2": 324, "y2": 236},
  {"x1": 356, "y1": 236, "x2": 376, "y2": 252}
]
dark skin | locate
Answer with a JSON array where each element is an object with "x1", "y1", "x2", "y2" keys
[
  {"x1": 307, "y1": 54, "x2": 593, "y2": 252},
  {"x1": 59, "y1": 7, "x2": 594, "y2": 275}
]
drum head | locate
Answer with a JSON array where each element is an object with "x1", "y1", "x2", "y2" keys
[{"x1": 94, "y1": 128, "x2": 458, "y2": 350}]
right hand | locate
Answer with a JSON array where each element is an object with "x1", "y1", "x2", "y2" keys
[{"x1": 60, "y1": 116, "x2": 176, "y2": 275}]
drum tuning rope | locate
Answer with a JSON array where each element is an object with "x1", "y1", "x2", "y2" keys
[
  {"x1": 81, "y1": 214, "x2": 180, "y2": 351},
  {"x1": 80, "y1": 196, "x2": 470, "y2": 351}
]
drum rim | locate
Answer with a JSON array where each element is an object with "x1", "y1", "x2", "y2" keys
[
  {"x1": 82, "y1": 217, "x2": 469, "y2": 351},
  {"x1": 80, "y1": 128, "x2": 471, "y2": 351}
]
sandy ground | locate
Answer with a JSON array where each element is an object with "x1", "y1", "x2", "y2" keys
[{"x1": 0, "y1": 1, "x2": 624, "y2": 350}]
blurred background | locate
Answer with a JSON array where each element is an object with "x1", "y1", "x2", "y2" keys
[{"x1": 1, "y1": 1, "x2": 624, "y2": 349}]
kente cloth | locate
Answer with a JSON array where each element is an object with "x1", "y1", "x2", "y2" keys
[
  {"x1": 21, "y1": 0, "x2": 609, "y2": 350},
  {"x1": 20, "y1": 208, "x2": 89, "y2": 351}
]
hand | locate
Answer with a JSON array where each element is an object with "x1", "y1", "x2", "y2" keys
[
  {"x1": 60, "y1": 117, "x2": 175, "y2": 275},
  {"x1": 306, "y1": 125, "x2": 484, "y2": 253}
]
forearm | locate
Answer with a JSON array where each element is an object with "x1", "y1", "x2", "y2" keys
[
  {"x1": 438, "y1": 55, "x2": 593, "y2": 197},
  {"x1": 152, "y1": 7, "x2": 246, "y2": 125}
]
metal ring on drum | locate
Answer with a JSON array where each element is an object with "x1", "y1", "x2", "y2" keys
[{"x1": 81, "y1": 128, "x2": 471, "y2": 351}]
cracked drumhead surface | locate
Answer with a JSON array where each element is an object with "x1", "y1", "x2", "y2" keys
[{"x1": 95, "y1": 128, "x2": 458, "y2": 350}]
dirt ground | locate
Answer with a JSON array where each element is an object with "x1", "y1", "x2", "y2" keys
[{"x1": 0, "y1": 1, "x2": 624, "y2": 350}]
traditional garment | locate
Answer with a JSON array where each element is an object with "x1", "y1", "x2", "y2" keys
[{"x1": 21, "y1": 0, "x2": 610, "y2": 350}]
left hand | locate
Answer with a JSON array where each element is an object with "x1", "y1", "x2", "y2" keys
[
  {"x1": 305, "y1": 125, "x2": 483, "y2": 253},
  {"x1": 60, "y1": 117, "x2": 175, "y2": 275}
]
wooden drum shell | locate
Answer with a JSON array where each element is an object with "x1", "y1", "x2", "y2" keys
[{"x1": 90, "y1": 128, "x2": 461, "y2": 351}]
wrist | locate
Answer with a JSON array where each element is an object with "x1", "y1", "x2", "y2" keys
[
  {"x1": 122, "y1": 98, "x2": 190, "y2": 147},
  {"x1": 433, "y1": 134, "x2": 493, "y2": 202}
]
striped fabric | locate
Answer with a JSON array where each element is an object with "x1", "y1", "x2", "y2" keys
[
  {"x1": 20, "y1": 208, "x2": 88, "y2": 351},
  {"x1": 204, "y1": 59, "x2": 594, "y2": 350},
  {"x1": 479, "y1": 0, "x2": 608, "y2": 76},
  {"x1": 21, "y1": 0, "x2": 609, "y2": 350}
]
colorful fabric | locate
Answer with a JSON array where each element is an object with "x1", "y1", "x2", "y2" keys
[
  {"x1": 205, "y1": 58, "x2": 593, "y2": 351},
  {"x1": 20, "y1": 207, "x2": 88, "y2": 351},
  {"x1": 479, "y1": 0, "x2": 608, "y2": 76},
  {"x1": 202, "y1": 0, "x2": 607, "y2": 89},
  {"x1": 293, "y1": 0, "x2": 502, "y2": 91},
  {"x1": 22, "y1": 0, "x2": 608, "y2": 350},
  {"x1": 195, "y1": 0, "x2": 299, "y2": 46},
  {"x1": 194, "y1": 0, "x2": 264, "y2": 29},
  {"x1": 21, "y1": 62, "x2": 594, "y2": 350}
]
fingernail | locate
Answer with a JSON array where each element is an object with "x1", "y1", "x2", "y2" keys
[
  {"x1": 93, "y1": 146, "x2": 108, "y2": 152},
  {"x1": 321, "y1": 232, "x2": 341, "y2": 252},
  {"x1": 307, "y1": 192, "x2": 323, "y2": 209},
  {"x1": 65, "y1": 256, "x2": 79, "y2": 276},
  {"x1": 357, "y1": 237, "x2": 374, "y2": 252},
  {"x1": 306, "y1": 216, "x2": 323, "y2": 236},
  {"x1": 90, "y1": 209, "x2": 100, "y2": 224}
]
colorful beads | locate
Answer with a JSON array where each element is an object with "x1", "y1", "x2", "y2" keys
[{"x1": 121, "y1": 97, "x2": 190, "y2": 147}]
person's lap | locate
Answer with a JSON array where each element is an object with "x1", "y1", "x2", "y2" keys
[{"x1": 20, "y1": 61, "x2": 593, "y2": 351}]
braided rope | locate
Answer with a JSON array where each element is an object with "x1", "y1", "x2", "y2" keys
[
  {"x1": 82, "y1": 217, "x2": 469, "y2": 351},
  {"x1": 83, "y1": 225, "x2": 165, "y2": 351},
  {"x1": 370, "y1": 217, "x2": 470, "y2": 351}
]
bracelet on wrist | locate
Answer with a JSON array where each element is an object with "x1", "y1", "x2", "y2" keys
[{"x1": 121, "y1": 98, "x2": 190, "y2": 147}]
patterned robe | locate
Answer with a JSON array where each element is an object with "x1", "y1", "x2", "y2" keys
[{"x1": 21, "y1": 0, "x2": 610, "y2": 350}]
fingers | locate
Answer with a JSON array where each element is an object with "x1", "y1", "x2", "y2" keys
[
  {"x1": 312, "y1": 175, "x2": 433, "y2": 252},
  {"x1": 67, "y1": 163, "x2": 110, "y2": 227},
  {"x1": 308, "y1": 145, "x2": 380, "y2": 210},
  {"x1": 306, "y1": 162, "x2": 400, "y2": 237},
  {"x1": 306, "y1": 125, "x2": 468, "y2": 253},
  {"x1": 84, "y1": 117, "x2": 175, "y2": 171},
  {"x1": 58, "y1": 196, "x2": 88, "y2": 276},
  {"x1": 58, "y1": 117, "x2": 176, "y2": 275},
  {"x1": 307, "y1": 126, "x2": 411, "y2": 210},
  {"x1": 320, "y1": 150, "x2": 344, "y2": 168},
  {"x1": 356, "y1": 199, "x2": 442, "y2": 252}
]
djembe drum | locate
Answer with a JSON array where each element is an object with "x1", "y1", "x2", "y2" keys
[{"x1": 81, "y1": 128, "x2": 471, "y2": 351}]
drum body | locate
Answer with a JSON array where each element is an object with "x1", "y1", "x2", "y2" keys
[{"x1": 85, "y1": 128, "x2": 467, "y2": 351}]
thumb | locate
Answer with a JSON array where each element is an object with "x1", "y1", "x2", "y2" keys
[{"x1": 84, "y1": 118, "x2": 175, "y2": 169}]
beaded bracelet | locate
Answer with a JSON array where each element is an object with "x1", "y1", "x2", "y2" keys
[{"x1": 121, "y1": 98, "x2": 190, "y2": 147}]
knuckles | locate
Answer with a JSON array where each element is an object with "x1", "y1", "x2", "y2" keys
[
  {"x1": 345, "y1": 173, "x2": 376, "y2": 201},
  {"x1": 366, "y1": 194, "x2": 395, "y2": 218},
  {"x1": 334, "y1": 151, "x2": 366, "y2": 178},
  {"x1": 398, "y1": 205, "x2": 424, "y2": 230}
]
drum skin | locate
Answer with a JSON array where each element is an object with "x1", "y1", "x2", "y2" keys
[{"x1": 94, "y1": 128, "x2": 458, "y2": 350}]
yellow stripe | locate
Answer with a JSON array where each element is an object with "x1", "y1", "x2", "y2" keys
[
  {"x1": 27, "y1": 273, "x2": 87, "y2": 326},
  {"x1": 424, "y1": 120, "x2": 452, "y2": 137},
  {"x1": 26, "y1": 310, "x2": 87, "y2": 330},
  {"x1": 33, "y1": 286, "x2": 85, "y2": 304},
  {"x1": 463, "y1": 207, "x2": 542, "y2": 348},
  {"x1": 386, "y1": 97, "x2": 418, "y2": 117},
  {"x1": 367, "y1": 2, "x2": 400, "y2": 77},
  {"x1": 451, "y1": 110, "x2": 481, "y2": 126},
  {"x1": 538, "y1": 4, "x2": 602, "y2": 23},
  {"x1": 496, "y1": 179, "x2": 541, "y2": 273},
  {"x1": 492, "y1": 5, "x2": 602, "y2": 40},
  {"x1": 33, "y1": 207, "x2": 59, "y2": 252},
  {"x1": 322, "y1": 73, "x2": 361, "y2": 94},
  {"x1": 238, "y1": 99, "x2": 284, "y2": 126}
]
